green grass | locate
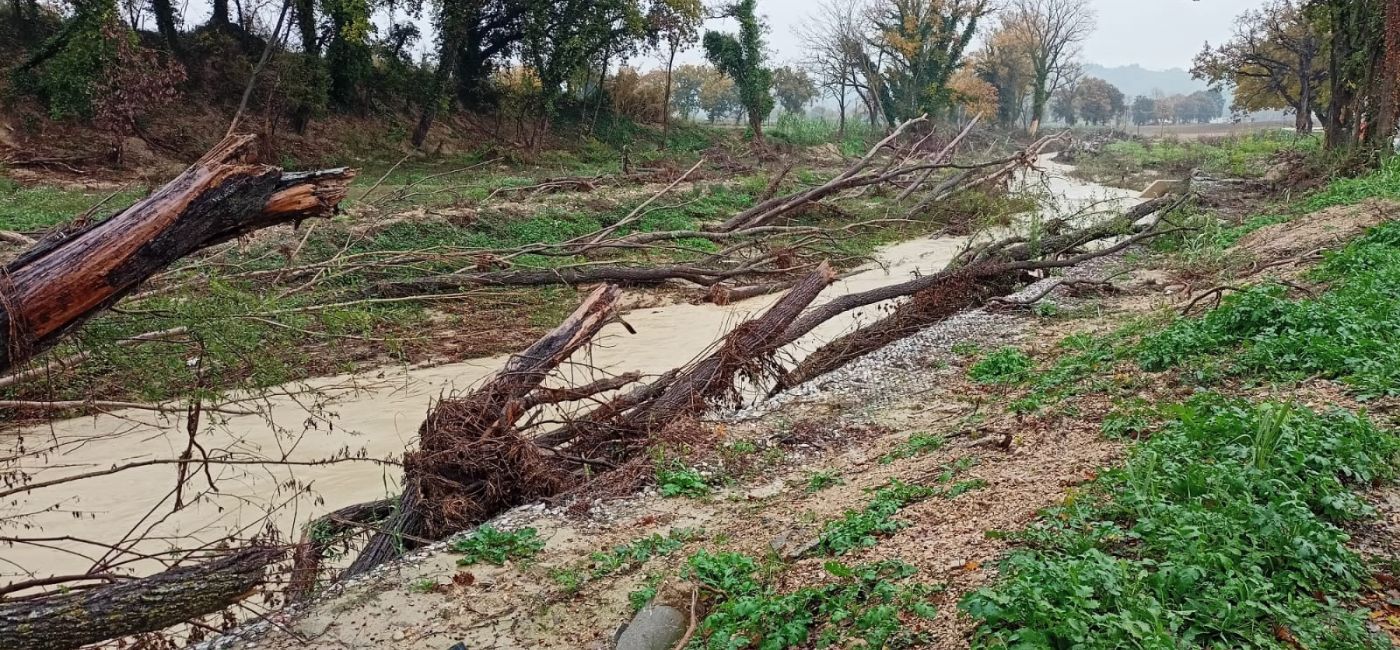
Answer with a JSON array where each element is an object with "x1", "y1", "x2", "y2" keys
[
  {"x1": 960, "y1": 160, "x2": 1400, "y2": 648},
  {"x1": 0, "y1": 180, "x2": 145, "y2": 231},
  {"x1": 961, "y1": 396, "x2": 1398, "y2": 649},
  {"x1": 1302, "y1": 155, "x2": 1400, "y2": 211},
  {"x1": 1083, "y1": 133, "x2": 1319, "y2": 182},
  {"x1": 768, "y1": 113, "x2": 879, "y2": 156},
  {"x1": 879, "y1": 432, "x2": 945, "y2": 464},
  {"x1": 447, "y1": 526, "x2": 545, "y2": 566},
  {"x1": 685, "y1": 552, "x2": 940, "y2": 649}
]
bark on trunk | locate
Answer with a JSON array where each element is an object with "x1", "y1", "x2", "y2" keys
[
  {"x1": 0, "y1": 135, "x2": 354, "y2": 374},
  {"x1": 663, "y1": 46, "x2": 677, "y2": 140},
  {"x1": 0, "y1": 547, "x2": 280, "y2": 650}
]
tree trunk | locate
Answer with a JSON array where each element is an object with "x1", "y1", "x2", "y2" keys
[
  {"x1": 0, "y1": 135, "x2": 354, "y2": 374},
  {"x1": 0, "y1": 547, "x2": 280, "y2": 650},
  {"x1": 413, "y1": 19, "x2": 464, "y2": 148},
  {"x1": 290, "y1": 0, "x2": 319, "y2": 133},
  {"x1": 1379, "y1": 0, "x2": 1400, "y2": 149},
  {"x1": 149, "y1": 0, "x2": 182, "y2": 55},
  {"x1": 663, "y1": 45, "x2": 677, "y2": 141},
  {"x1": 749, "y1": 110, "x2": 765, "y2": 144}
]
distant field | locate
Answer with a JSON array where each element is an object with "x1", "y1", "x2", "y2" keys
[{"x1": 1131, "y1": 120, "x2": 1301, "y2": 140}]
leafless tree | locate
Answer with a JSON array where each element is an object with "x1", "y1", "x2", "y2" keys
[
  {"x1": 795, "y1": 0, "x2": 867, "y2": 135},
  {"x1": 1003, "y1": 0, "x2": 1095, "y2": 135}
]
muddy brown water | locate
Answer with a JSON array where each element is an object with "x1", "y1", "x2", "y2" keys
[{"x1": 1, "y1": 158, "x2": 1138, "y2": 582}]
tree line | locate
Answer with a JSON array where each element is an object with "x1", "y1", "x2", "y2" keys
[
  {"x1": 2, "y1": 0, "x2": 1395, "y2": 154},
  {"x1": 1194, "y1": 0, "x2": 1400, "y2": 149}
]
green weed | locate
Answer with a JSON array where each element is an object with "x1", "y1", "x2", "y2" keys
[
  {"x1": 588, "y1": 529, "x2": 698, "y2": 578},
  {"x1": 804, "y1": 470, "x2": 844, "y2": 493},
  {"x1": 656, "y1": 463, "x2": 711, "y2": 498},
  {"x1": 961, "y1": 396, "x2": 1399, "y2": 649},
  {"x1": 448, "y1": 526, "x2": 545, "y2": 566},
  {"x1": 880, "y1": 432, "x2": 946, "y2": 464},
  {"x1": 685, "y1": 551, "x2": 939, "y2": 649},
  {"x1": 1136, "y1": 221, "x2": 1400, "y2": 396},
  {"x1": 969, "y1": 347, "x2": 1034, "y2": 385},
  {"x1": 816, "y1": 480, "x2": 939, "y2": 555}
]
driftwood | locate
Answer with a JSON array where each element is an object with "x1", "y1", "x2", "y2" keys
[
  {"x1": 0, "y1": 547, "x2": 280, "y2": 650},
  {"x1": 0, "y1": 134, "x2": 355, "y2": 374}
]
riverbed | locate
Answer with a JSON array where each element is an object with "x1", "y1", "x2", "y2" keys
[{"x1": 0, "y1": 156, "x2": 1139, "y2": 581}]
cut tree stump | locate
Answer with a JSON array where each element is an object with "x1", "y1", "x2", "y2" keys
[
  {"x1": 0, "y1": 547, "x2": 281, "y2": 650},
  {"x1": 0, "y1": 134, "x2": 355, "y2": 373}
]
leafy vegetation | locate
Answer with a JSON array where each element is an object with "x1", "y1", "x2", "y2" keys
[
  {"x1": 447, "y1": 526, "x2": 545, "y2": 566},
  {"x1": 962, "y1": 396, "x2": 1398, "y2": 648},
  {"x1": 656, "y1": 463, "x2": 712, "y2": 498},
  {"x1": 587, "y1": 529, "x2": 698, "y2": 578},
  {"x1": 817, "y1": 480, "x2": 939, "y2": 556},
  {"x1": 804, "y1": 470, "x2": 844, "y2": 493},
  {"x1": 685, "y1": 552, "x2": 939, "y2": 649},
  {"x1": 1136, "y1": 220, "x2": 1400, "y2": 397},
  {"x1": 968, "y1": 347, "x2": 1034, "y2": 385}
]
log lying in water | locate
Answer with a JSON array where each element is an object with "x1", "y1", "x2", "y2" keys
[
  {"x1": 0, "y1": 134, "x2": 355, "y2": 374},
  {"x1": 0, "y1": 547, "x2": 280, "y2": 650}
]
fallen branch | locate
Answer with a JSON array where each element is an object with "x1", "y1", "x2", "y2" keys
[
  {"x1": 0, "y1": 327, "x2": 189, "y2": 391},
  {"x1": 0, "y1": 231, "x2": 36, "y2": 247}
]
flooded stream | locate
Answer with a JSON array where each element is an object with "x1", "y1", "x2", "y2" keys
[{"x1": 1, "y1": 157, "x2": 1139, "y2": 581}]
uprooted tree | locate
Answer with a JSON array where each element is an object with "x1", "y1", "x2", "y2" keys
[{"x1": 308, "y1": 191, "x2": 1184, "y2": 580}]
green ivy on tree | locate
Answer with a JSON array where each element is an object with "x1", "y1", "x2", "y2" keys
[{"x1": 702, "y1": 0, "x2": 773, "y2": 143}]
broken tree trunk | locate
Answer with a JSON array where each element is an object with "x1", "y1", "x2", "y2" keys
[
  {"x1": 344, "y1": 285, "x2": 622, "y2": 576},
  {"x1": 0, "y1": 134, "x2": 355, "y2": 374},
  {"x1": 621, "y1": 263, "x2": 838, "y2": 433},
  {"x1": 287, "y1": 498, "x2": 397, "y2": 601},
  {"x1": 0, "y1": 547, "x2": 280, "y2": 650}
]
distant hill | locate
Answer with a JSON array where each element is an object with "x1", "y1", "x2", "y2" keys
[{"x1": 1081, "y1": 64, "x2": 1216, "y2": 101}]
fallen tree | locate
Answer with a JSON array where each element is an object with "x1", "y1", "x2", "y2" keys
[
  {"x1": 0, "y1": 547, "x2": 280, "y2": 650},
  {"x1": 768, "y1": 196, "x2": 1184, "y2": 392},
  {"x1": 343, "y1": 284, "x2": 624, "y2": 576},
  {"x1": 0, "y1": 134, "x2": 355, "y2": 374},
  {"x1": 367, "y1": 120, "x2": 1060, "y2": 299},
  {"x1": 340, "y1": 264, "x2": 839, "y2": 575}
]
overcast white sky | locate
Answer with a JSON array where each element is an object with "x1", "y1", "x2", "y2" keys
[
  {"x1": 192, "y1": 0, "x2": 1270, "y2": 73},
  {"x1": 677, "y1": 0, "x2": 1269, "y2": 71}
]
